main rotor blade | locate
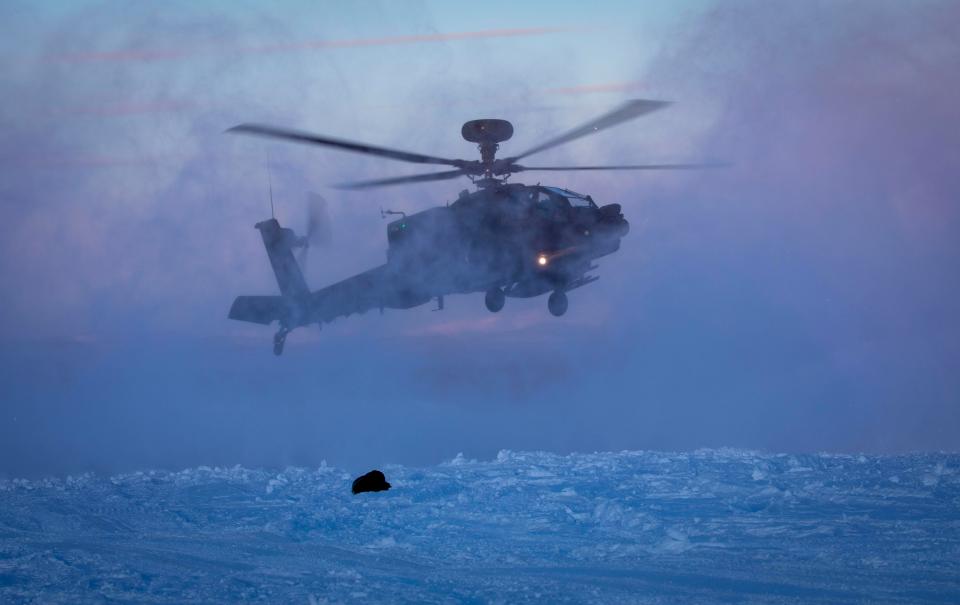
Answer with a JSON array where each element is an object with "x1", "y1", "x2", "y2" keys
[
  {"x1": 512, "y1": 162, "x2": 728, "y2": 172},
  {"x1": 334, "y1": 168, "x2": 468, "y2": 189},
  {"x1": 510, "y1": 99, "x2": 670, "y2": 161},
  {"x1": 228, "y1": 124, "x2": 465, "y2": 167}
]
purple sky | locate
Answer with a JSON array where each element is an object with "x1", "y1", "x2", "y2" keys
[{"x1": 1, "y1": 1, "x2": 958, "y2": 477}]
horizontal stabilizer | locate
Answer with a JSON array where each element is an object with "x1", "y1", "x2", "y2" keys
[{"x1": 229, "y1": 295, "x2": 286, "y2": 325}]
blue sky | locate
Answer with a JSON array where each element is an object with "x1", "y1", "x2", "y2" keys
[{"x1": 1, "y1": 0, "x2": 958, "y2": 477}]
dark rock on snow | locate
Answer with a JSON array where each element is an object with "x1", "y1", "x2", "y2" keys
[{"x1": 352, "y1": 470, "x2": 391, "y2": 494}]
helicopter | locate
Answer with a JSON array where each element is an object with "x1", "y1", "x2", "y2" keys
[{"x1": 227, "y1": 99, "x2": 717, "y2": 355}]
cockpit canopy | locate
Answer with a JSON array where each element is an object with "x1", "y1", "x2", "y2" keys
[{"x1": 539, "y1": 186, "x2": 596, "y2": 209}]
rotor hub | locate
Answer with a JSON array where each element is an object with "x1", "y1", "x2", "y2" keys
[{"x1": 462, "y1": 119, "x2": 514, "y2": 180}]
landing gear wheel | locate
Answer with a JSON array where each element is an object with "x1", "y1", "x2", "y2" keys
[
  {"x1": 548, "y1": 290, "x2": 568, "y2": 317},
  {"x1": 273, "y1": 328, "x2": 288, "y2": 356},
  {"x1": 485, "y1": 287, "x2": 506, "y2": 313}
]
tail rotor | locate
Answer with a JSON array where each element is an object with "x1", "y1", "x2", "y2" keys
[{"x1": 296, "y1": 192, "x2": 333, "y2": 274}]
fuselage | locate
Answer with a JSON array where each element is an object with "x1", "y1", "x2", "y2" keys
[
  {"x1": 230, "y1": 183, "x2": 630, "y2": 354},
  {"x1": 381, "y1": 183, "x2": 628, "y2": 304}
]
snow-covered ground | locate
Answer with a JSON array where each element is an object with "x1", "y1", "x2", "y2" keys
[{"x1": 1, "y1": 450, "x2": 958, "y2": 603}]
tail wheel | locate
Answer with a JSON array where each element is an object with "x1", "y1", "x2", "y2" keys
[
  {"x1": 273, "y1": 327, "x2": 288, "y2": 356},
  {"x1": 547, "y1": 290, "x2": 568, "y2": 317},
  {"x1": 485, "y1": 287, "x2": 506, "y2": 313}
]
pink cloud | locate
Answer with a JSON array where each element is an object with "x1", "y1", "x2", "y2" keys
[
  {"x1": 60, "y1": 101, "x2": 194, "y2": 117},
  {"x1": 45, "y1": 26, "x2": 579, "y2": 64}
]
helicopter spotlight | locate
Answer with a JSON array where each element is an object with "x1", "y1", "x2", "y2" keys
[{"x1": 227, "y1": 100, "x2": 723, "y2": 354}]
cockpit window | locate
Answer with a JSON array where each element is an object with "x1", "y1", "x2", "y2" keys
[
  {"x1": 537, "y1": 190, "x2": 567, "y2": 207},
  {"x1": 543, "y1": 186, "x2": 596, "y2": 208},
  {"x1": 531, "y1": 189, "x2": 569, "y2": 221}
]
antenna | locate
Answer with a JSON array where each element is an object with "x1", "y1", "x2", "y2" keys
[{"x1": 266, "y1": 154, "x2": 275, "y2": 219}]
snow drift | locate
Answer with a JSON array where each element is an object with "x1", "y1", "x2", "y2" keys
[{"x1": 1, "y1": 449, "x2": 957, "y2": 603}]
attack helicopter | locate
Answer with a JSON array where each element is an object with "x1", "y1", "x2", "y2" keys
[{"x1": 227, "y1": 100, "x2": 717, "y2": 355}]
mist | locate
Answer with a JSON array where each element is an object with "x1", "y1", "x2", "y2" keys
[{"x1": 1, "y1": 0, "x2": 958, "y2": 479}]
